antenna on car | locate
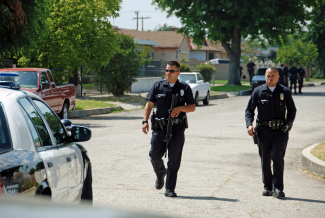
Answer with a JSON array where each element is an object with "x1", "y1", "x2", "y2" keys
[{"x1": 0, "y1": 72, "x2": 20, "y2": 90}]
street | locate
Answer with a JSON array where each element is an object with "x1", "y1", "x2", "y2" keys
[{"x1": 72, "y1": 85, "x2": 325, "y2": 218}]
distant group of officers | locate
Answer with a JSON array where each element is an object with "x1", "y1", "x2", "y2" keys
[{"x1": 244, "y1": 60, "x2": 307, "y2": 95}]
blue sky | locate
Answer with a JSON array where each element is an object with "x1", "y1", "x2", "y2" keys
[{"x1": 108, "y1": 0, "x2": 182, "y2": 31}]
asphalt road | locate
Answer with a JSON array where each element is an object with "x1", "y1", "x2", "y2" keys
[{"x1": 72, "y1": 85, "x2": 325, "y2": 218}]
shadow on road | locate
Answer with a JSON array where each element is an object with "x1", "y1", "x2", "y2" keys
[
  {"x1": 75, "y1": 116, "x2": 143, "y2": 120},
  {"x1": 177, "y1": 196, "x2": 239, "y2": 202},
  {"x1": 294, "y1": 92, "x2": 325, "y2": 97},
  {"x1": 280, "y1": 197, "x2": 325, "y2": 204}
]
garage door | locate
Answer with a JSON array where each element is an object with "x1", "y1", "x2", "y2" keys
[{"x1": 190, "y1": 51, "x2": 206, "y2": 60}]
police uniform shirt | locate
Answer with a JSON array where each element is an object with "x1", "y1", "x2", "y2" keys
[
  {"x1": 298, "y1": 68, "x2": 306, "y2": 78},
  {"x1": 289, "y1": 66, "x2": 298, "y2": 78},
  {"x1": 146, "y1": 79, "x2": 195, "y2": 119},
  {"x1": 247, "y1": 61, "x2": 256, "y2": 71},
  {"x1": 279, "y1": 69, "x2": 285, "y2": 81},
  {"x1": 245, "y1": 83, "x2": 297, "y2": 128},
  {"x1": 283, "y1": 66, "x2": 289, "y2": 77}
]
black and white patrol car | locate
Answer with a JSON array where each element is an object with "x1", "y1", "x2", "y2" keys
[{"x1": 0, "y1": 72, "x2": 92, "y2": 202}]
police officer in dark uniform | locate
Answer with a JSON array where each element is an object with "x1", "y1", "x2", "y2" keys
[
  {"x1": 247, "y1": 59, "x2": 256, "y2": 84},
  {"x1": 298, "y1": 64, "x2": 306, "y2": 94},
  {"x1": 245, "y1": 67, "x2": 296, "y2": 198},
  {"x1": 289, "y1": 63, "x2": 301, "y2": 95},
  {"x1": 278, "y1": 64, "x2": 286, "y2": 86},
  {"x1": 142, "y1": 61, "x2": 196, "y2": 197},
  {"x1": 283, "y1": 62, "x2": 289, "y2": 87}
]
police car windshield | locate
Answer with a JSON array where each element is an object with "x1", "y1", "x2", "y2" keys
[
  {"x1": 256, "y1": 68, "x2": 267, "y2": 76},
  {"x1": 3, "y1": 71, "x2": 38, "y2": 88},
  {"x1": 0, "y1": 104, "x2": 12, "y2": 154},
  {"x1": 178, "y1": 74, "x2": 196, "y2": 84}
]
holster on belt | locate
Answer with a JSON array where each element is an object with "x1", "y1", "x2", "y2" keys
[{"x1": 151, "y1": 111, "x2": 157, "y2": 130}]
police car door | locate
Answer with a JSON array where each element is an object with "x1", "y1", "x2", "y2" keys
[
  {"x1": 18, "y1": 97, "x2": 69, "y2": 202},
  {"x1": 32, "y1": 99, "x2": 83, "y2": 203}
]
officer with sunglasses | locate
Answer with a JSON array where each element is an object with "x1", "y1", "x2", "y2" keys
[
  {"x1": 142, "y1": 61, "x2": 196, "y2": 197},
  {"x1": 245, "y1": 67, "x2": 296, "y2": 198}
]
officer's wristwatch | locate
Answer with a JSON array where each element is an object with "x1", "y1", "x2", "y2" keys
[{"x1": 142, "y1": 121, "x2": 148, "y2": 124}]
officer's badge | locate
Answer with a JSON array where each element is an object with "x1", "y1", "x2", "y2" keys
[
  {"x1": 280, "y1": 93, "x2": 284, "y2": 100},
  {"x1": 180, "y1": 89, "x2": 184, "y2": 96}
]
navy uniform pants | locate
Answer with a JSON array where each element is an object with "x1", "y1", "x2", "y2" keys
[
  {"x1": 290, "y1": 76, "x2": 298, "y2": 94},
  {"x1": 257, "y1": 126, "x2": 288, "y2": 191},
  {"x1": 299, "y1": 78, "x2": 304, "y2": 93},
  {"x1": 149, "y1": 123, "x2": 185, "y2": 191}
]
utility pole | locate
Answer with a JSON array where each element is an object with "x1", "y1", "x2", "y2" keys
[
  {"x1": 140, "y1": 17, "x2": 151, "y2": 31},
  {"x1": 133, "y1": 11, "x2": 139, "y2": 30}
]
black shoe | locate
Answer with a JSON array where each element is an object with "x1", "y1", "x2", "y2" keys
[
  {"x1": 299, "y1": 92, "x2": 303, "y2": 94},
  {"x1": 273, "y1": 189, "x2": 285, "y2": 198},
  {"x1": 262, "y1": 189, "x2": 273, "y2": 196},
  {"x1": 155, "y1": 170, "x2": 167, "y2": 190},
  {"x1": 165, "y1": 189, "x2": 177, "y2": 197}
]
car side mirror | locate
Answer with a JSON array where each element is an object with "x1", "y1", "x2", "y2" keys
[
  {"x1": 198, "y1": 80, "x2": 204, "y2": 84},
  {"x1": 41, "y1": 82, "x2": 50, "y2": 90},
  {"x1": 70, "y1": 126, "x2": 92, "y2": 142}
]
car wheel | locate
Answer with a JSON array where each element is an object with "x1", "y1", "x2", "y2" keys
[
  {"x1": 59, "y1": 102, "x2": 69, "y2": 119},
  {"x1": 81, "y1": 165, "x2": 93, "y2": 203},
  {"x1": 203, "y1": 91, "x2": 210, "y2": 105},
  {"x1": 195, "y1": 92, "x2": 199, "y2": 106}
]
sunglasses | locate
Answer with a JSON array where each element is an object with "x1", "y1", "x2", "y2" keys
[{"x1": 165, "y1": 69, "x2": 179, "y2": 73}]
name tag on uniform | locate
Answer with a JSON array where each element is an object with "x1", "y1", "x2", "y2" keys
[{"x1": 156, "y1": 94, "x2": 166, "y2": 98}]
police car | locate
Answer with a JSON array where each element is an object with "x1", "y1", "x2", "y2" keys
[
  {"x1": 0, "y1": 72, "x2": 93, "y2": 202},
  {"x1": 252, "y1": 67, "x2": 281, "y2": 90}
]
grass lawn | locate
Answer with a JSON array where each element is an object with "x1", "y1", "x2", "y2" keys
[
  {"x1": 211, "y1": 85, "x2": 252, "y2": 92},
  {"x1": 211, "y1": 80, "x2": 250, "y2": 85},
  {"x1": 307, "y1": 78, "x2": 325, "y2": 83},
  {"x1": 311, "y1": 142, "x2": 325, "y2": 162},
  {"x1": 72, "y1": 99, "x2": 116, "y2": 111},
  {"x1": 87, "y1": 95, "x2": 147, "y2": 104}
]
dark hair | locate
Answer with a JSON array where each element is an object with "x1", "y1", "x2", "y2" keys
[
  {"x1": 167, "y1": 61, "x2": 180, "y2": 69},
  {"x1": 281, "y1": 64, "x2": 284, "y2": 67}
]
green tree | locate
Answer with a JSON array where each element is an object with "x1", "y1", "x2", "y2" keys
[
  {"x1": 0, "y1": 0, "x2": 49, "y2": 58},
  {"x1": 180, "y1": 63, "x2": 191, "y2": 72},
  {"x1": 18, "y1": 0, "x2": 121, "y2": 83},
  {"x1": 153, "y1": 0, "x2": 316, "y2": 85},
  {"x1": 154, "y1": 23, "x2": 174, "y2": 31},
  {"x1": 308, "y1": 0, "x2": 325, "y2": 77},
  {"x1": 98, "y1": 34, "x2": 151, "y2": 96},
  {"x1": 276, "y1": 40, "x2": 318, "y2": 67},
  {"x1": 195, "y1": 64, "x2": 216, "y2": 82}
]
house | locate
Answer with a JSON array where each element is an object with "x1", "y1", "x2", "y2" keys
[{"x1": 116, "y1": 28, "x2": 228, "y2": 62}]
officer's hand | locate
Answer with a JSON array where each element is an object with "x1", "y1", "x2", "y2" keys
[
  {"x1": 142, "y1": 123, "x2": 149, "y2": 134},
  {"x1": 171, "y1": 107, "x2": 181, "y2": 117},
  {"x1": 247, "y1": 126, "x2": 255, "y2": 137}
]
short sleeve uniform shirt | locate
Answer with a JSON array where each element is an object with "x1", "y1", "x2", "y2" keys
[{"x1": 146, "y1": 79, "x2": 195, "y2": 119}]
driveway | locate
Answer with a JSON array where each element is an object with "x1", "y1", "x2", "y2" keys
[{"x1": 72, "y1": 85, "x2": 325, "y2": 218}]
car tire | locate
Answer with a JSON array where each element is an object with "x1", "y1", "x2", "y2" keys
[
  {"x1": 203, "y1": 91, "x2": 210, "y2": 105},
  {"x1": 195, "y1": 92, "x2": 199, "y2": 106},
  {"x1": 81, "y1": 165, "x2": 93, "y2": 203},
  {"x1": 59, "y1": 102, "x2": 69, "y2": 119}
]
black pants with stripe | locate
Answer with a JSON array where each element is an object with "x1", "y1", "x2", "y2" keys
[
  {"x1": 257, "y1": 126, "x2": 289, "y2": 191},
  {"x1": 149, "y1": 123, "x2": 185, "y2": 191}
]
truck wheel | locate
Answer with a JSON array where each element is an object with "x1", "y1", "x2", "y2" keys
[
  {"x1": 203, "y1": 91, "x2": 210, "y2": 105},
  {"x1": 81, "y1": 165, "x2": 93, "y2": 203},
  {"x1": 59, "y1": 103, "x2": 69, "y2": 119},
  {"x1": 195, "y1": 92, "x2": 199, "y2": 106}
]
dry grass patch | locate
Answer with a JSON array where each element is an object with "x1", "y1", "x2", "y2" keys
[
  {"x1": 87, "y1": 95, "x2": 147, "y2": 104},
  {"x1": 311, "y1": 142, "x2": 325, "y2": 162}
]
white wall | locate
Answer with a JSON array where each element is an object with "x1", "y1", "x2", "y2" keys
[
  {"x1": 190, "y1": 51, "x2": 206, "y2": 60},
  {"x1": 131, "y1": 77, "x2": 162, "y2": 93}
]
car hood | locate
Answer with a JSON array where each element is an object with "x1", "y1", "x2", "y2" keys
[{"x1": 252, "y1": 75, "x2": 265, "y2": 82}]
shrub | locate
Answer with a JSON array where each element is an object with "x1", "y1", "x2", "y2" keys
[
  {"x1": 195, "y1": 63, "x2": 216, "y2": 81},
  {"x1": 180, "y1": 63, "x2": 192, "y2": 72}
]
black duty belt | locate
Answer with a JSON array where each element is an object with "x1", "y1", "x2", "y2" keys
[{"x1": 258, "y1": 119, "x2": 285, "y2": 130}]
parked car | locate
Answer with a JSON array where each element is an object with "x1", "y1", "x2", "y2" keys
[
  {"x1": 252, "y1": 67, "x2": 282, "y2": 90},
  {"x1": 178, "y1": 72, "x2": 211, "y2": 106},
  {"x1": 0, "y1": 73, "x2": 92, "y2": 203},
  {"x1": 205, "y1": 58, "x2": 243, "y2": 64},
  {"x1": 0, "y1": 68, "x2": 76, "y2": 119}
]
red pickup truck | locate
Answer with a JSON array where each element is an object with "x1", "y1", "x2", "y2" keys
[{"x1": 0, "y1": 68, "x2": 76, "y2": 119}]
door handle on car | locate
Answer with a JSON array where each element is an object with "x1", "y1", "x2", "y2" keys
[
  {"x1": 48, "y1": 162, "x2": 53, "y2": 168},
  {"x1": 67, "y1": 157, "x2": 72, "y2": 162}
]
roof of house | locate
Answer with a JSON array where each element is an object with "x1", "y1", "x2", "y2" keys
[{"x1": 117, "y1": 29, "x2": 227, "y2": 53}]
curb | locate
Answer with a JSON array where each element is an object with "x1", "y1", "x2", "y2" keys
[
  {"x1": 69, "y1": 106, "x2": 122, "y2": 118},
  {"x1": 301, "y1": 143, "x2": 325, "y2": 177},
  {"x1": 235, "y1": 89, "x2": 253, "y2": 96},
  {"x1": 210, "y1": 94, "x2": 228, "y2": 100},
  {"x1": 303, "y1": 83, "x2": 315, "y2": 87},
  {"x1": 321, "y1": 82, "x2": 325, "y2": 85}
]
